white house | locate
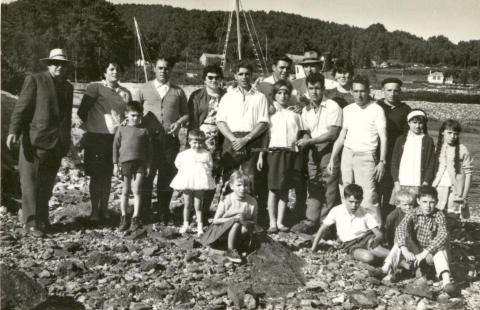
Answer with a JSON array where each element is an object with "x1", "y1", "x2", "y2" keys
[
  {"x1": 199, "y1": 53, "x2": 223, "y2": 66},
  {"x1": 428, "y1": 71, "x2": 445, "y2": 84}
]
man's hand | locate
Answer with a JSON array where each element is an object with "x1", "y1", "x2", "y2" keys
[
  {"x1": 401, "y1": 247, "x2": 416, "y2": 262},
  {"x1": 374, "y1": 162, "x2": 385, "y2": 182},
  {"x1": 6, "y1": 134, "x2": 19, "y2": 150},
  {"x1": 257, "y1": 155, "x2": 264, "y2": 171},
  {"x1": 253, "y1": 76, "x2": 265, "y2": 88},
  {"x1": 292, "y1": 105, "x2": 303, "y2": 114},
  {"x1": 414, "y1": 250, "x2": 429, "y2": 267},
  {"x1": 145, "y1": 163, "x2": 151, "y2": 177},
  {"x1": 113, "y1": 164, "x2": 121, "y2": 178},
  {"x1": 296, "y1": 138, "x2": 311, "y2": 149},
  {"x1": 168, "y1": 122, "x2": 182, "y2": 136},
  {"x1": 232, "y1": 137, "x2": 248, "y2": 151},
  {"x1": 326, "y1": 160, "x2": 335, "y2": 175}
]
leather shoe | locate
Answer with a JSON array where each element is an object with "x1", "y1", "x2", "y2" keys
[{"x1": 26, "y1": 227, "x2": 45, "y2": 238}]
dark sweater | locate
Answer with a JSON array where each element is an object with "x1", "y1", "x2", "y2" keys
[
  {"x1": 377, "y1": 99, "x2": 411, "y2": 154},
  {"x1": 385, "y1": 208, "x2": 406, "y2": 248},
  {"x1": 391, "y1": 134, "x2": 436, "y2": 185},
  {"x1": 113, "y1": 124, "x2": 152, "y2": 165}
]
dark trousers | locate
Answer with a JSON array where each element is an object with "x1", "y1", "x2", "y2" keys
[
  {"x1": 141, "y1": 135, "x2": 179, "y2": 219},
  {"x1": 378, "y1": 161, "x2": 395, "y2": 225},
  {"x1": 293, "y1": 149, "x2": 309, "y2": 223},
  {"x1": 19, "y1": 142, "x2": 64, "y2": 229},
  {"x1": 303, "y1": 147, "x2": 340, "y2": 228}
]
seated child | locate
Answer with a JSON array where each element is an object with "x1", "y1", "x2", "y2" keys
[
  {"x1": 199, "y1": 170, "x2": 258, "y2": 263},
  {"x1": 370, "y1": 185, "x2": 454, "y2": 296},
  {"x1": 311, "y1": 184, "x2": 390, "y2": 264},
  {"x1": 384, "y1": 189, "x2": 415, "y2": 248}
]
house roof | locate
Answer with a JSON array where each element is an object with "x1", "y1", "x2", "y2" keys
[
  {"x1": 428, "y1": 72, "x2": 444, "y2": 76},
  {"x1": 200, "y1": 53, "x2": 223, "y2": 58}
]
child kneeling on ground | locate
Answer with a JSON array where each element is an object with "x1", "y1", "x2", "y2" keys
[
  {"x1": 199, "y1": 170, "x2": 258, "y2": 263},
  {"x1": 384, "y1": 189, "x2": 416, "y2": 248},
  {"x1": 370, "y1": 185, "x2": 454, "y2": 296},
  {"x1": 311, "y1": 184, "x2": 390, "y2": 264}
]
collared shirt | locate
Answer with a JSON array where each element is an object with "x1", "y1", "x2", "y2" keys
[
  {"x1": 343, "y1": 101, "x2": 386, "y2": 152},
  {"x1": 396, "y1": 208, "x2": 448, "y2": 254},
  {"x1": 216, "y1": 86, "x2": 269, "y2": 132},
  {"x1": 301, "y1": 97, "x2": 342, "y2": 138},
  {"x1": 154, "y1": 79, "x2": 170, "y2": 99},
  {"x1": 323, "y1": 204, "x2": 379, "y2": 242},
  {"x1": 399, "y1": 131, "x2": 424, "y2": 186},
  {"x1": 268, "y1": 102, "x2": 305, "y2": 150}
]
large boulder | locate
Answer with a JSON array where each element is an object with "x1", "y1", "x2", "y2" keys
[
  {"x1": 248, "y1": 234, "x2": 306, "y2": 297},
  {"x1": 1, "y1": 264, "x2": 48, "y2": 310}
]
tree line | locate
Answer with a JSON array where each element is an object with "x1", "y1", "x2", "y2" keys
[{"x1": 2, "y1": 0, "x2": 479, "y2": 94}]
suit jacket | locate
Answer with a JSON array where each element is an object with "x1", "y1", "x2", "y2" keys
[{"x1": 8, "y1": 71, "x2": 73, "y2": 153}]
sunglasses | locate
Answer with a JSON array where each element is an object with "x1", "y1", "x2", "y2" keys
[
  {"x1": 50, "y1": 60, "x2": 66, "y2": 67},
  {"x1": 207, "y1": 76, "x2": 221, "y2": 81}
]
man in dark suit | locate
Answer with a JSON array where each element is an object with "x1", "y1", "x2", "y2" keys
[{"x1": 7, "y1": 48, "x2": 75, "y2": 237}]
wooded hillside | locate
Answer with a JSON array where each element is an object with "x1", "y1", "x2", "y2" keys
[{"x1": 2, "y1": 0, "x2": 479, "y2": 94}]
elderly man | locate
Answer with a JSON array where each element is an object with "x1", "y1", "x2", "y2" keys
[
  {"x1": 217, "y1": 60, "x2": 269, "y2": 194},
  {"x1": 137, "y1": 57, "x2": 189, "y2": 224},
  {"x1": 328, "y1": 75, "x2": 387, "y2": 225},
  {"x1": 376, "y1": 77, "x2": 411, "y2": 221},
  {"x1": 291, "y1": 73, "x2": 343, "y2": 234},
  {"x1": 7, "y1": 48, "x2": 75, "y2": 237}
]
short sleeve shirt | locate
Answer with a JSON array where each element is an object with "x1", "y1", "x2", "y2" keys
[
  {"x1": 343, "y1": 102, "x2": 386, "y2": 152},
  {"x1": 216, "y1": 87, "x2": 269, "y2": 132},
  {"x1": 268, "y1": 102, "x2": 305, "y2": 150},
  {"x1": 323, "y1": 204, "x2": 379, "y2": 242},
  {"x1": 84, "y1": 81, "x2": 132, "y2": 134},
  {"x1": 301, "y1": 97, "x2": 342, "y2": 138}
]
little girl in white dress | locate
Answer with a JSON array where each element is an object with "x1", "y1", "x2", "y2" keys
[{"x1": 170, "y1": 130, "x2": 216, "y2": 235}]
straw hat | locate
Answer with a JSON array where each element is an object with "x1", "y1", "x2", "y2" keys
[
  {"x1": 40, "y1": 48, "x2": 76, "y2": 65},
  {"x1": 299, "y1": 51, "x2": 322, "y2": 65}
]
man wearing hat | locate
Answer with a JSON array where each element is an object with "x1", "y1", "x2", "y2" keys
[
  {"x1": 376, "y1": 77, "x2": 411, "y2": 222},
  {"x1": 7, "y1": 48, "x2": 75, "y2": 237}
]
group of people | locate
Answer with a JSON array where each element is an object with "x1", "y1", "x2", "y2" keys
[{"x1": 7, "y1": 48, "x2": 473, "y2": 293}]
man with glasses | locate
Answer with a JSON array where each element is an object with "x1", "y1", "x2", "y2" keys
[
  {"x1": 137, "y1": 57, "x2": 189, "y2": 224},
  {"x1": 217, "y1": 60, "x2": 269, "y2": 194},
  {"x1": 7, "y1": 48, "x2": 75, "y2": 237}
]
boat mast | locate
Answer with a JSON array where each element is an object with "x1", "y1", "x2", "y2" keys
[
  {"x1": 236, "y1": 0, "x2": 241, "y2": 60},
  {"x1": 134, "y1": 17, "x2": 148, "y2": 81}
]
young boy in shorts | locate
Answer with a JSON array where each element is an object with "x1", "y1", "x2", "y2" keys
[
  {"x1": 370, "y1": 185, "x2": 454, "y2": 296},
  {"x1": 113, "y1": 101, "x2": 152, "y2": 231},
  {"x1": 311, "y1": 184, "x2": 390, "y2": 264}
]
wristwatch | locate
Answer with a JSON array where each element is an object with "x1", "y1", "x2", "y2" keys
[{"x1": 379, "y1": 160, "x2": 387, "y2": 164}]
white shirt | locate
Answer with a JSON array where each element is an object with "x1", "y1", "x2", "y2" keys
[
  {"x1": 268, "y1": 102, "x2": 305, "y2": 151},
  {"x1": 154, "y1": 79, "x2": 170, "y2": 99},
  {"x1": 323, "y1": 204, "x2": 379, "y2": 242},
  {"x1": 301, "y1": 97, "x2": 342, "y2": 138},
  {"x1": 343, "y1": 102, "x2": 386, "y2": 152},
  {"x1": 399, "y1": 132, "x2": 424, "y2": 186},
  {"x1": 216, "y1": 86, "x2": 270, "y2": 132}
]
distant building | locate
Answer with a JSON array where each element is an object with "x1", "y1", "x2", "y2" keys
[
  {"x1": 199, "y1": 53, "x2": 223, "y2": 66},
  {"x1": 186, "y1": 73, "x2": 198, "y2": 78},
  {"x1": 445, "y1": 76, "x2": 454, "y2": 84},
  {"x1": 287, "y1": 54, "x2": 306, "y2": 79},
  {"x1": 428, "y1": 71, "x2": 445, "y2": 84}
]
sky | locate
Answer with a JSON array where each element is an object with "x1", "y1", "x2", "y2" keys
[{"x1": 2, "y1": 0, "x2": 479, "y2": 44}]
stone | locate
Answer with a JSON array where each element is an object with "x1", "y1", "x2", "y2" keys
[
  {"x1": 143, "y1": 247, "x2": 157, "y2": 257},
  {"x1": 247, "y1": 234, "x2": 306, "y2": 297},
  {"x1": 244, "y1": 293, "x2": 257, "y2": 309},
  {"x1": 227, "y1": 283, "x2": 252, "y2": 308},
  {"x1": 347, "y1": 290, "x2": 378, "y2": 308},
  {"x1": 185, "y1": 250, "x2": 200, "y2": 262},
  {"x1": 173, "y1": 285, "x2": 193, "y2": 305},
  {"x1": 405, "y1": 277, "x2": 433, "y2": 299},
  {"x1": 86, "y1": 251, "x2": 113, "y2": 268},
  {"x1": 140, "y1": 260, "x2": 158, "y2": 271},
  {"x1": 103, "y1": 297, "x2": 131, "y2": 310},
  {"x1": 1, "y1": 264, "x2": 48, "y2": 310}
]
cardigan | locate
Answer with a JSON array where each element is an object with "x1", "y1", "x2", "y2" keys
[
  {"x1": 377, "y1": 99, "x2": 411, "y2": 155},
  {"x1": 136, "y1": 81, "x2": 188, "y2": 132},
  {"x1": 391, "y1": 134, "x2": 436, "y2": 185},
  {"x1": 187, "y1": 87, "x2": 226, "y2": 131}
]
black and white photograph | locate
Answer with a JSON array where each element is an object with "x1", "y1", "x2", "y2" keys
[{"x1": 1, "y1": 0, "x2": 479, "y2": 309}]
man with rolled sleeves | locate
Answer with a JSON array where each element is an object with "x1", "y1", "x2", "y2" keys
[
  {"x1": 6, "y1": 48, "x2": 75, "y2": 237},
  {"x1": 137, "y1": 57, "x2": 189, "y2": 224},
  {"x1": 376, "y1": 77, "x2": 411, "y2": 222}
]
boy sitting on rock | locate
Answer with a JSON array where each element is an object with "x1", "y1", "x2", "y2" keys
[
  {"x1": 370, "y1": 185, "x2": 454, "y2": 296},
  {"x1": 311, "y1": 184, "x2": 390, "y2": 264}
]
